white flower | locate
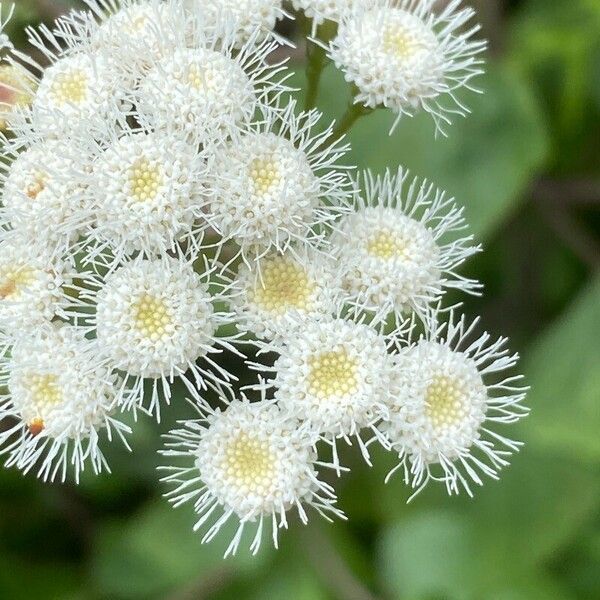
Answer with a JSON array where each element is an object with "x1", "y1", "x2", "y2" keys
[
  {"x1": 327, "y1": 0, "x2": 486, "y2": 134},
  {"x1": 89, "y1": 0, "x2": 179, "y2": 68},
  {"x1": 329, "y1": 167, "x2": 480, "y2": 329},
  {"x1": 0, "y1": 234, "x2": 75, "y2": 333},
  {"x1": 135, "y1": 35, "x2": 289, "y2": 143},
  {"x1": 0, "y1": 324, "x2": 130, "y2": 483},
  {"x1": 292, "y1": 0, "x2": 354, "y2": 26},
  {"x1": 30, "y1": 51, "x2": 123, "y2": 137},
  {"x1": 185, "y1": 0, "x2": 288, "y2": 47},
  {"x1": 1, "y1": 138, "x2": 93, "y2": 249},
  {"x1": 87, "y1": 129, "x2": 208, "y2": 261},
  {"x1": 161, "y1": 395, "x2": 343, "y2": 556},
  {"x1": 259, "y1": 315, "x2": 393, "y2": 465},
  {"x1": 381, "y1": 313, "x2": 528, "y2": 497},
  {"x1": 0, "y1": 63, "x2": 36, "y2": 130},
  {"x1": 229, "y1": 246, "x2": 342, "y2": 340},
  {"x1": 76, "y1": 256, "x2": 240, "y2": 418},
  {"x1": 206, "y1": 103, "x2": 351, "y2": 263},
  {"x1": 43, "y1": 1, "x2": 181, "y2": 95}
]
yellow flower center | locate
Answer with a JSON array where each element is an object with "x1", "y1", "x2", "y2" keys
[
  {"x1": 308, "y1": 350, "x2": 359, "y2": 398},
  {"x1": 131, "y1": 15, "x2": 148, "y2": 32},
  {"x1": 186, "y1": 64, "x2": 213, "y2": 90},
  {"x1": 133, "y1": 294, "x2": 172, "y2": 340},
  {"x1": 382, "y1": 25, "x2": 430, "y2": 58},
  {"x1": 252, "y1": 259, "x2": 315, "y2": 314},
  {"x1": 367, "y1": 229, "x2": 407, "y2": 259},
  {"x1": 24, "y1": 173, "x2": 47, "y2": 201},
  {"x1": 24, "y1": 373, "x2": 63, "y2": 432},
  {"x1": 128, "y1": 158, "x2": 163, "y2": 202},
  {"x1": 50, "y1": 68, "x2": 89, "y2": 105},
  {"x1": 425, "y1": 375, "x2": 467, "y2": 429},
  {"x1": 0, "y1": 265, "x2": 36, "y2": 299},
  {"x1": 223, "y1": 432, "x2": 275, "y2": 491},
  {"x1": 249, "y1": 156, "x2": 281, "y2": 196},
  {"x1": 0, "y1": 65, "x2": 34, "y2": 129}
]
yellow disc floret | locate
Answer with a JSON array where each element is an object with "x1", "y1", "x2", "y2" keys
[
  {"x1": 382, "y1": 18, "x2": 435, "y2": 59},
  {"x1": 425, "y1": 374, "x2": 467, "y2": 429},
  {"x1": 24, "y1": 173, "x2": 47, "y2": 201},
  {"x1": 128, "y1": 158, "x2": 163, "y2": 202},
  {"x1": 131, "y1": 15, "x2": 149, "y2": 31},
  {"x1": 0, "y1": 64, "x2": 35, "y2": 129},
  {"x1": 308, "y1": 350, "x2": 359, "y2": 398},
  {"x1": 186, "y1": 64, "x2": 213, "y2": 90},
  {"x1": 133, "y1": 294, "x2": 172, "y2": 340},
  {"x1": 367, "y1": 229, "x2": 407, "y2": 259},
  {"x1": 23, "y1": 372, "x2": 63, "y2": 433},
  {"x1": 0, "y1": 265, "x2": 35, "y2": 299},
  {"x1": 252, "y1": 259, "x2": 315, "y2": 314},
  {"x1": 223, "y1": 431, "x2": 276, "y2": 492},
  {"x1": 249, "y1": 156, "x2": 281, "y2": 196},
  {"x1": 49, "y1": 68, "x2": 89, "y2": 105}
]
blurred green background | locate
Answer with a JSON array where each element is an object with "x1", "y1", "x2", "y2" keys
[{"x1": 2, "y1": 1, "x2": 599, "y2": 598}]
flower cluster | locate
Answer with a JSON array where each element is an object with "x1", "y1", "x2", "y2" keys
[{"x1": 0, "y1": 0, "x2": 526, "y2": 555}]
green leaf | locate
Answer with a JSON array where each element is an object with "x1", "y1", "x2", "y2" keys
[
  {"x1": 471, "y1": 452, "x2": 600, "y2": 571},
  {"x1": 483, "y1": 576, "x2": 576, "y2": 600},
  {"x1": 0, "y1": 557, "x2": 81, "y2": 600},
  {"x1": 377, "y1": 500, "x2": 586, "y2": 600},
  {"x1": 508, "y1": 0, "x2": 600, "y2": 139},
  {"x1": 460, "y1": 280, "x2": 600, "y2": 572},
  {"x1": 523, "y1": 277, "x2": 600, "y2": 462},
  {"x1": 292, "y1": 60, "x2": 548, "y2": 239},
  {"x1": 91, "y1": 500, "x2": 274, "y2": 599},
  {"x1": 378, "y1": 510, "x2": 477, "y2": 600},
  {"x1": 247, "y1": 556, "x2": 330, "y2": 600}
]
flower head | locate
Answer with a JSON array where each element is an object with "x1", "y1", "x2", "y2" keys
[
  {"x1": 329, "y1": 167, "x2": 480, "y2": 329},
  {"x1": 327, "y1": 0, "x2": 486, "y2": 134},
  {"x1": 161, "y1": 395, "x2": 343, "y2": 556},
  {"x1": 259, "y1": 314, "x2": 393, "y2": 465},
  {"x1": 185, "y1": 0, "x2": 288, "y2": 47},
  {"x1": 0, "y1": 234, "x2": 76, "y2": 333},
  {"x1": 30, "y1": 51, "x2": 123, "y2": 137},
  {"x1": 292, "y1": 0, "x2": 355, "y2": 27},
  {"x1": 0, "y1": 63, "x2": 36, "y2": 130},
  {"x1": 90, "y1": 0, "x2": 179, "y2": 64},
  {"x1": 135, "y1": 34, "x2": 288, "y2": 143},
  {"x1": 87, "y1": 128, "x2": 208, "y2": 261},
  {"x1": 229, "y1": 246, "x2": 342, "y2": 340},
  {"x1": 381, "y1": 312, "x2": 528, "y2": 497},
  {"x1": 75, "y1": 256, "x2": 240, "y2": 418},
  {"x1": 206, "y1": 103, "x2": 351, "y2": 263},
  {"x1": 0, "y1": 324, "x2": 130, "y2": 482},
  {"x1": 1, "y1": 138, "x2": 93, "y2": 249}
]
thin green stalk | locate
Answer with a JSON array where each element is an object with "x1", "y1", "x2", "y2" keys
[
  {"x1": 303, "y1": 20, "x2": 337, "y2": 111},
  {"x1": 331, "y1": 101, "x2": 375, "y2": 140},
  {"x1": 304, "y1": 42, "x2": 327, "y2": 111}
]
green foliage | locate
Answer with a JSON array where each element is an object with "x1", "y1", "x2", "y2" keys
[
  {"x1": 378, "y1": 510, "x2": 477, "y2": 599},
  {"x1": 524, "y1": 278, "x2": 600, "y2": 462},
  {"x1": 508, "y1": 0, "x2": 600, "y2": 169},
  {"x1": 91, "y1": 501, "x2": 275, "y2": 599},
  {"x1": 292, "y1": 61, "x2": 549, "y2": 239}
]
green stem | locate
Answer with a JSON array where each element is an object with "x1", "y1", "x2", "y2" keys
[
  {"x1": 303, "y1": 20, "x2": 337, "y2": 111},
  {"x1": 332, "y1": 101, "x2": 374, "y2": 140},
  {"x1": 304, "y1": 44, "x2": 326, "y2": 111}
]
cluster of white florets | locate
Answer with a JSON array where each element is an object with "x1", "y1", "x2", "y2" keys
[
  {"x1": 0, "y1": 0, "x2": 526, "y2": 556},
  {"x1": 327, "y1": 0, "x2": 487, "y2": 135}
]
